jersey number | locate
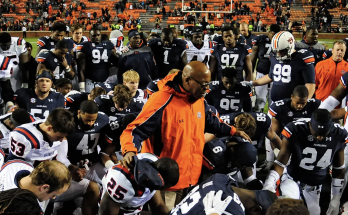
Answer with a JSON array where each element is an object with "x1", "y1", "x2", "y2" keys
[
  {"x1": 264, "y1": 43, "x2": 272, "y2": 58},
  {"x1": 31, "y1": 109, "x2": 49, "y2": 119},
  {"x1": 221, "y1": 54, "x2": 239, "y2": 69},
  {"x1": 92, "y1": 49, "x2": 108, "y2": 64},
  {"x1": 191, "y1": 55, "x2": 210, "y2": 65},
  {"x1": 220, "y1": 98, "x2": 240, "y2": 111},
  {"x1": 76, "y1": 133, "x2": 100, "y2": 155},
  {"x1": 163, "y1": 50, "x2": 169, "y2": 64},
  {"x1": 220, "y1": 115, "x2": 230, "y2": 124},
  {"x1": 256, "y1": 113, "x2": 266, "y2": 122},
  {"x1": 299, "y1": 147, "x2": 332, "y2": 170},
  {"x1": 273, "y1": 64, "x2": 291, "y2": 83},
  {"x1": 10, "y1": 138, "x2": 26, "y2": 157},
  {"x1": 107, "y1": 177, "x2": 128, "y2": 200}
]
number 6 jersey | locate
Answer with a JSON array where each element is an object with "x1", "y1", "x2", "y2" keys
[{"x1": 281, "y1": 120, "x2": 348, "y2": 186}]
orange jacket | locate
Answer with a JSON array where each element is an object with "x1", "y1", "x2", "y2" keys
[
  {"x1": 120, "y1": 72, "x2": 236, "y2": 191},
  {"x1": 315, "y1": 57, "x2": 348, "y2": 101}
]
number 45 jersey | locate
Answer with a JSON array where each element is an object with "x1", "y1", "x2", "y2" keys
[
  {"x1": 169, "y1": 174, "x2": 245, "y2": 215},
  {"x1": 269, "y1": 49, "x2": 315, "y2": 101},
  {"x1": 281, "y1": 120, "x2": 348, "y2": 186},
  {"x1": 186, "y1": 40, "x2": 214, "y2": 67}
]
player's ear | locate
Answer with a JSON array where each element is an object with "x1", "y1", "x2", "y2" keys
[{"x1": 40, "y1": 184, "x2": 50, "y2": 193}]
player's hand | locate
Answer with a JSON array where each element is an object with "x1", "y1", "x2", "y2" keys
[
  {"x1": 262, "y1": 183, "x2": 276, "y2": 193},
  {"x1": 121, "y1": 46, "x2": 130, "y2": 53},
  {"x1": 326, "y1": 196, "x2": 340, "y2": 215},
  {"x1": 203, "y1": 190, "x2": 233, "y2": 215},
  {"x1": 120, "y1": 151, "x2": 135, "y2": 170},
  {"x1": 234, "y1": 130, "x2": 252, "y2": 142},
  {"x1": 240, "y1": 81, "x2": 253, "y2": 88},
  {"x1": 61, "y1": 57, "x2": 68, "y2": 68},
  {"x1": 69, "y1": 165, "x2": 86, "y2": 182}
]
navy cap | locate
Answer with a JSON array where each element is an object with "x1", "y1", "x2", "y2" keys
[
  {"x1": 191, "y1": 26, "x2": 203, "y2": 34},
  {"x1": 128, "y1": 30, "x2": 140, "y2": 39},
  {"x1": 133, "y1": 156, "x2": 165, "y2": 190},
  {"x1": 233, "y1": 141, "x2": 257, "y2": 167},
  {"x1": 311, "y1": 110, "x2": 332, "y2": 135},
  {"x1": 255, "y1": 190, "x2": 278, "y2": 215}
]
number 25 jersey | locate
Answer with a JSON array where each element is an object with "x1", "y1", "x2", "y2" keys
[
  {"x1": 281, "y1": 120, "x2": 348, "y2": 186},
  {"x1": 268, "y1": 50, "x2": 315, "y2": 101}
]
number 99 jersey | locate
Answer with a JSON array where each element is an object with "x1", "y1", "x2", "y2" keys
[
  {"x1": 268, "y1": 49, "x2": 315, "y2": 101},
  {"x1": 169, "y1": 174, "x2": 245, "y2": 215},
  {"x1": 281, "y1": 120, "x2": 348, "y2": 186}
]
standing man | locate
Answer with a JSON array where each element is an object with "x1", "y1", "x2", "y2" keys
[
  {"x1": 25, "y1": 42, "x2": 38, "y2": 90},
  {"x1": 239, "y1": 22, "x2": 256, "y2": 47},
  {"x1": 22, "y1": 24, "x2": 27, "y2": 38},
  {"x1": 120, "y1": 62, "x2": 251, "y2": 196}
]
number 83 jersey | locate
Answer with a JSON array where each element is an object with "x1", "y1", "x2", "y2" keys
[
  {"x1": 281, "y1": 120, "x2": 348, "y2": 186},
  {"x1": 186, "y1": 40, "x2": 214, "y2": 67}
]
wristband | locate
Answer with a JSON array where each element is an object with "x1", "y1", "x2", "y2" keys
[
  {"x1": 79, "y1": 82, "x2": 85, "y2": 92},
  {"x1": 66, "y1": 66, "x2": 70, "y2": 70},
  {"x1": 332, "y1": 178, "x2": 344, "y2": 197},
  {"x1": 105, "y1": 160, "x2": 115, "y2": 169}
]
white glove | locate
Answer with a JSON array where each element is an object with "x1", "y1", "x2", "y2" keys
[
  {"x1": 260, "y1": 160, "x2": 274, "y2": 172},
  {"x1": 263, "y1": 183, "x2": 276, "y2": 193},
  {"x1": 121, "y1": 46, "x2": 130, "y2": 53},
  {"x1": 203, "y1": 190, "x2": 233, "y2": 215},
  {"x1": 326, "y1": 196, "x2": 340, "y2": 215},
  {"x1": 240, "y1": 81, "x2": 253, "y2": 88},
  {"x1": 262, "y1": 170, "x2": 279, "y2": 193},
  {"x1": 79, "y1": 82, "x2": 85, "y2": 92}
]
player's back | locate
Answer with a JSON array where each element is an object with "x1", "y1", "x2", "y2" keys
[
  {"x1": 0, "y1": 159, "x2": 34, "y2": 191},
  {"x1": 146, "y1": 79, "x2": 161, "y2": 96},
  {"x1": 252, "y1": 34, "x2": 272, "y2": 74},
  {"x1": 65, "y1": 92, "x2": 90, "y2": 113},
  {"x1": 295, "y1": 40, "x2": 325, "y2": 65},
  {"x1": 186, "y1": 40, "x2": 214, "y2": 67},
  {"x1": 169, "y1": 174, "x2": 245, "y2": 215}
]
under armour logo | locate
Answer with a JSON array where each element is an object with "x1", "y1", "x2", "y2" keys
[
  {"x1": 302, "y1": 111, "x2": 307, "y2": 115},
  {"x1": 318, "y1": 125, "x2": 324, "y2": 128},
  {"x1": 326, "y1": 137, "x2": 332, "y2": 141},
  {"x1": 235, "y1": 92, "x2": 239, "y2": 94},
  {"x1": 48, "y1": 99, "x2": 53, "y2": 102},
  {"x1": 94, "y1": 123, "x2": 98, "y2": 126},
  {"x1": 126, "y1": 109, "x2": 130, "y2": 112}
]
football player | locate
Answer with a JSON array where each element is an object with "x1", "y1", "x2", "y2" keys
[
  {"x1": 205, "y1": 67, "x2": 252, "y2": 114},
  {"x1": 148, "y1": 28, "x2": 188, "y2": 78},
  {"x1": 243, "y1": 31, "x2": 316, "y2": 102},
  {"x1": 8, "y1": 108, "x2": 75, "y2": 164},
  {"x1": 210, "y1": 26, "x2": 253, "y2": 81},
  {"x1": 0, "y1": 55, "x2": 15, "y2": 109},
  {"x1": 71, "y1": 23, "x2": 90, "y2": 45},
  {"x1": 213, "y1": 26, "x2": 247, "y2": 46},
  {"x1": 263, "y1": 109, "x2": 347, "y2": 215},
  {"x1": 99, "y1": 153, "x2": 180, "y2": 215},
  {"x1": 185, "y1": 26, "x2": 214, "y2": 67},
  {"x1": 55, "y1": 78, "x2": 72, "y2": 96},
  {"x1": 77, "y1": 28, "x2": 118, "y2": 93},
  {"x1": 145, "y1": 69, "x2": 180, "y2": 96},
  {"x1": 13, "y1": 69, "x2": 65, "y2": 119},
  {"x1": 295, "y1": 27, "x2": 325, "y2": 65},
  {"x1": 0, "y1": 32, "x2": 29, "y2": 91},
  {"x1": 0, "y1": 160, "x2": 71, "y2": 212},
  {"x1": 239, "y1": 22, "x2": 256, "y2": 47},
  {"x1": 36, "y1": 40, "x2": 75, "y2": 81},
  {"x1": 251, "y1": 24, "x2": 281, "y2": 112}
]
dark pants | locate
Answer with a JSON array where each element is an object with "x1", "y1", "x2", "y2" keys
[{"x1": 23, "y1": 31, "x2": 26, "y2": 38}]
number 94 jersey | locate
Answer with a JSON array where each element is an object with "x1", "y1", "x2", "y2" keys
[
  {"x1": 169, "y1": 174, "x2": 245, "y2": 215},
  {"x1": 269, "y1": 49, "x2": 315, "y2": 101},
  {"x1": 186, "y1": 40, "x2": 214, "y2": 67},
  {"x1": 281, "y1": 120, "x2": 348, "y2": 186}
]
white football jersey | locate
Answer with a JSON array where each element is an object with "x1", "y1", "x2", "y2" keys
[
  {"x1": 0, "y1": 148, "x2": 4, "y2": 167},
  {"x1": 8, "y1": 120, "x2": 62, "y2": 165},
  {"x1": 110, "y1": 37, "x2": 125, "y2": 52},
  {"x1": 0, "y1": 159, "x2": 33, "y2": 191},
  {"x1": 100, "y1": 153, "x2": 158, "y2": 214},
  {"x1": 0, "y1": 55, "x2": 14, "y2": 79},
  {"x1": 186, "y1": 40, "x2": 214, "y2": 67}
]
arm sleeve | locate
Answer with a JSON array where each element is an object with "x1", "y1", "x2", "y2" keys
[
  {"x1": 120, "y1": 93, "x2": 171, "y2": 155},
  {"x1": 204, "y1": 101, "x2": 236, "y2": 136},
  {"x1": 37, "y1": 38, "x2": 46, "y2": 48},
  {"x1": 56, "y1": 139, "x2": 71, "y2": 167},
  {"x1": 58, "y1": 95, "x2": 66, "y2": 108},
  {"x1": 243, "y1": 97, "x2": 252, "y2": 112}
]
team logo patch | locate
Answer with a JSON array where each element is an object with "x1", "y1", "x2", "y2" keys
[
  {"x1": 342, "y1": 70, "x2": 346, "y2": 74},
  {"x1": 30, "y1": 98, "x2": 36, "y2": 103},
  {"x1": 288, "y1": 111, "x2": 293, "y2": 117},
  {"x1": 92, "y1": 43, "x2": 95, "y2": 47},
  {"x1": 54, "y1": 58, "x2": 58, "y2": 62},
  {"x1": 51, "y1": 42, "x2": 54, "y2": 45},
  {"x1": 307, "y1": 135, "x2": 314, "y2": 141},
  {"x1": 221, "y1": 90, "x2": 226, "y2": 94},
  {"x1": 197, "y1": 112, "x2": 201, "y2": 119},
  {"x1": 157, "y1": 42, "x2": 161, "y2": 45},
  {"x1": 222, "y1": 47, "x2": 226, "y2": 51},
  {"x1": 110, "y1": 107, "x2": 115, "y2": 112}
]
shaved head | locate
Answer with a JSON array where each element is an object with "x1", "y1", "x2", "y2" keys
[{"x1": 240, "y1": 22, "x2": 249, "y2": 37}]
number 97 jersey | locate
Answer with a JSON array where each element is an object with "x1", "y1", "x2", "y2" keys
[{"x1": 169, "y1": 174, "x2": 245, "y2": 215}]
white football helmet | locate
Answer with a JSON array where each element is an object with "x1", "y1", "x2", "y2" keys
[{"x1": 271, "y1": 31, "x2": 295, "y2": 61}]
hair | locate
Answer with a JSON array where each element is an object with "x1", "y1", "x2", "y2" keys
[
  {"x1": 235, "y1": 113, "x2": 257, "y2": 138},
  {"x1": 333, "y1": 40, "x2": 347, "y2": 48},
  {"x1": 90, "y1": 87, "x2": 106, "y2": 100},
  {"x1": 292, "y1": 85, "x2": 309, "y2": 98},
  {"x1": 270, "y1": 24, "x2": 281, "y2": 34},
  {"x1": 152, "y1": 157, "x2": 180, "y2": 188},
  {"x1": 112, "y1": 85, "x2": 133, "y2": 109},
  {"x1": 123, "y1": 70, "x2": 140, "y2": 83},
  {"x1": 0, "y1": 32, "x2": 11, "y2": 43},
  {"x1": 312, "y1": 109, "x2": 332, "y2": 123},
  {"x1": 101, "y1": 34, "x2": 109, "y2": 42},
  {"x1": 25, "y1": 42, "x2": 32, "y2": 49},
  {"x1": 306, "y1": 26, "x2": 318, "y2": 35},
  {"x1": 149, "y1": 32, "x2": 160, "y2": 38},
  {"x1": 0, "y1": 188, "x2": 42, "y2": 215},
  {"x1": 222, "y1": 26, "x2": 239, "y2": 36},
  {"x1": 161, "y1": 28, "x2": 173, "y2": 36},
  {"x1": 266, "y1": 199, "x2": 309, "y2": 215},
  {"x1": 167, "y1": 69, "x2": 180, "y2": 75},
  {"x1": 30, "y1": 160, "x2": 71, "y2": 193},
  {"x1": 12, "y1": 108, "x2": 31, "y2": 125},
  {"x1": 45, "y1": 108, "x2": 75, "y2": 134},
  {"x1": 222, "y1": 67, "x2": 238, "y2": 79},
  {"x1": 70, "y1": 23, "x2": 83, "y2": 33},
  {"x1": 55, "y1": 78, "x2": 72, "y2": 89},
  {"x1": 55, "y1": 39, "x2": 69, "y2": 50},
  {"x1": 80, "y1": 100, "x2": 99, "y2": 114},
  {"x1": 52, "y1": 21, "x2": 66, "y2": 32}
]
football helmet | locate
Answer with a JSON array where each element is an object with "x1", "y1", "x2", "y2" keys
[{"x1": 271, "y1": 31, "x2": 295, "y2": 61}]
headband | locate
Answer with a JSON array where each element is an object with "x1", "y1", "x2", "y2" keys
[
  {"x1": 10, "y1": 115, "x2": 23, "y2": 128},
  {"x1": 36, "y1": 70, "x2": 53, "y2": 81},
  {"x1": 311, "y1": 114, "x2": 332, "y2": 135}
]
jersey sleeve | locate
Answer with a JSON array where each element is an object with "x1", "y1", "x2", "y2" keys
[
  {"x1": 16, "y1": 38, "x2": 27, "y2": 55},
  {"x1": 268, "y1": 100, "x2": 284, "y2": 118},
  {"x1": 37, "y1": 37, "x2": 47, "y2": 48},
  {"x1": 203, "y1": 139, "x2": 226, "y2": 171},
  {"x1": 36, "y1": 51, "x2": 48, "y2": 64},
  {"x1": 251, "y1": 35, "x2": 260, "y2": 46},
  {"x1": 146, "y1": 80, "x2": 160, "y2": 94},
  {"x1": 300, "y1": 50, "x2": 315, "y2": 84},
  {"x1": 103, "y1": 166, "x2": 135, "y2": 203},
  {"x1": 94, "y1": 95, "x2": 110, "y2": 113},
  {"x1": 322, "y1": 48, "x2": 332, "y2": 60},
  {"x1": 245, "y1": 44, "x2": 252, "y2": 56},
  {"x1": 9, "y1": 127, "x2": 40, "y2": 159},
  {"x1": 281, "y1": 122, "x2": 296, "y2": 141}
]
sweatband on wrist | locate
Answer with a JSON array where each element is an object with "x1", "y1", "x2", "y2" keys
[
  {"x1": 244, "y1": 175, "x2": 257, "y2": 184},
  {"x1": 274, "y1": 160, "x2": 287, "y2": 168},
  {"x1": 333, "y1": 164, "x2": 345, "y2": 170},
  {"x1": 79, "y1": 82, "x2": 85, "y2": 91},
  {"x1": 332, "y1": 178, "x2": 344, "y2": 197},
  {"x1": 266, "y1": 170, "x2": 280, "y2": 184},
  {"x1": 105, "y1": 160, "x2": 115, "y2": 169},
  {"x1": 319, "y1": 95, "x2": 340, "y2": 112}
]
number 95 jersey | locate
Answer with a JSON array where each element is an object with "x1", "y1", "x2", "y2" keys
[
  {"x1": 281, "y1": 120, "x2": 348, "y2": 186},
  {"x1": 169, "y1": 174, "x2": 245, "y2": 215}
]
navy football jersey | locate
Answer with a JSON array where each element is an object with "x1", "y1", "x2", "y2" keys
[
  {"x1": 13, "y1": 89, "x2": 65, "y2": 119},
  {"x1": 251, "y1": 34, "x2": 272, "y2": 74},
  {"x1": 94, "y1": 94, "x2": 144, "y2": 130},
  {"x1": 37, "y1": 50, "x2": 73, "y2": 80},
  {"x1": 37, "y1": 36, "x2": 75, "y2": 52},
  {"x1": 295, "y1": 40, "x2": 325, "y2": 65},
  {"x1": 220, "y1": 112, "x2": 272, "y2": 149},
  {"x1": 269, "y1": 98, "x2": 321, "y2": 127},
  {"x1": 268, "y1": 49, "x2": 315, "y2": 101},
  {"x1": 77, "y1": 41, "x2": 115, "y2": 82},
  {"x1": 146, "y1": 78, "x2": 161, "y2": 95},
  {"x1": 213, "y1": 34, "x2": 247, "y2": 46},
  {"x1": 148, "y1": 38, "x2": 187, "y2": 78},
  {"x1": 281, "y1": 120, "x2": 348, "y2": 185},
  {"x1": 212, "y1": 43, "x2": 252, "y2": 81},
  {"x1": 169, "y1": 174, "x2": 245, "y2": 215},
  {"x1": 65, "y1": 92, "x2": 89, "y2": 113},
  {"x1": 95, "y1": 82, "x2": 116, "y2": 94},
  {"x1": 66, "y1": 112, "x2": 110, "y2": 164},
  {"x1": 205, "y1": 81, "x2": 252, "y2": 115}
]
